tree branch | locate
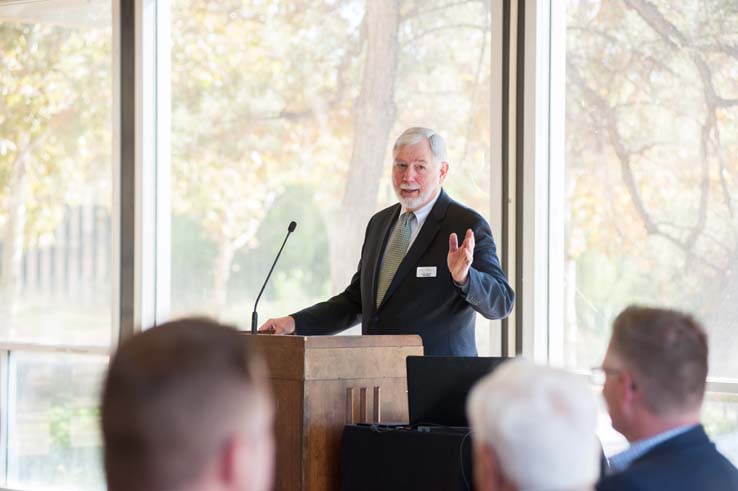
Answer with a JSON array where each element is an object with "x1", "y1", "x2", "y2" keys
[
  {"x1": 622, "y1": 0, "x2": 723, "y2": 250},
  {"x1": 567, "y1": 62, "x2": 660, "y2": 231}
]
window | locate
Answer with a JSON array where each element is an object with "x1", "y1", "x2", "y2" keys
[
  {"x1": 551, "y1": 0, "x2": 738, "y2": 461},
  {"x1": 168, "y1": 0, "x2": 499, "y2": 353},
  {"x1": 0, "y1": 2, "x2": 112, "y2": 489},
  {"x1": 7, "y1": 353, "x2": 107, "y2": 490}
]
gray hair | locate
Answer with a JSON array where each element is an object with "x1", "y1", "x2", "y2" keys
[
  {"x1": 392, "y1": 127, "x2": 448, "y2": 163},
  {"x1": 467, "y1": 359, "x2": 600, "y2": 490},
  {"x1": 610, "y1": 305, "x2": 707, "y2": 415}
]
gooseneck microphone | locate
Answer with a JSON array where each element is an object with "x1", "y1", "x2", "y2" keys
[{"x1": 251, "y1": 221, "x2": 297, "y2": 334}]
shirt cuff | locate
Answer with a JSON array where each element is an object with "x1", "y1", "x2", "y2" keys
[{"x1": 453, "y1": 274, "x2": 471, "y2": 293}]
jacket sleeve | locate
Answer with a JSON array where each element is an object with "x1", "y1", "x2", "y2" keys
[
  {"x1": 455, "y1": 217, "x2": 515, "y2": 319},
  {"x1": 291, "y1": 220, "x2": 373, "y2": 335}
]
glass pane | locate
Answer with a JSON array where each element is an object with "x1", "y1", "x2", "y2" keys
[
  {"x1": 562, "y1": 0, "x2": 738, "y2": 378},
  {"x1": 0, "y1": 2, "x2": 113, "y2": 346},
  {"x1": 8, "y1": 352, "x2": 107, "y2": 491},
  {"x1": 705, "y1": 392, "x2": 738, "y2": 466},
  {"x1": 170, "y1": 1, "x2": 495, "y2": 352}
]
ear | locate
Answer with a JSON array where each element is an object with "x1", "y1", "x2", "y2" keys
[
  {"x1": 439, "y1": 161, "x2": 449, "y2": 182},
  {"x1": 476, "y1": 443, "x2": 513, "y2": 491},
  {"x1": 217, "y1": 435, "x2": 241, "y2": 487},
  {"x1": 620, "y1": 371, "x2": 639, "y2": 409}
]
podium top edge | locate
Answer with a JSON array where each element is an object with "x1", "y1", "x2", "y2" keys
[
  {"x1": 304, "y1": 334, "x2": 423, "y2": 348},
  {"x1": 241, "y1": 333, "x2": 423, "y2": 348}
]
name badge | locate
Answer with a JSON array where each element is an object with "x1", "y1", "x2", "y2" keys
[{"x1": 416, "y1": 266, "x2": 437, "y2": 278}]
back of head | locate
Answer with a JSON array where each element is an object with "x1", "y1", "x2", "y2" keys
[
  {"x1": 610, "y1": 305, "x2": 708, "y2": 415},
  {"x1": 393, "y1": 127, "x2": 448, "y2": 163},
  {"x1": 467, "y1": 359, "x2": 599, "y2": 490},
  {"x1": 101, "y1": 318, "x2": 272, "y2": 491}
]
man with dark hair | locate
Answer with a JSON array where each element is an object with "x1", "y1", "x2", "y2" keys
[
  {"x1": 596, "y1": 305, "x2": 738, "y2": 491},
  {"x1": 101, "y1": 318, "x2": 274, "y2": 491},
  {"x1": 259, "y1": 127, "x2": 514, "y2": 356}
]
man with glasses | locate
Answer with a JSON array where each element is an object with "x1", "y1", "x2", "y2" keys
[{"x1": 596, "y1": 305, "x2": 738, "y2": 491}]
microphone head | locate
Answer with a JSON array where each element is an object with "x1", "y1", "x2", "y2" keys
[{"x1": 288, "y1": 221, "x2": 297, "y2": 232}]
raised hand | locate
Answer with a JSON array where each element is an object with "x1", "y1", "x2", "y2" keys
[
  {"x1": 258, "y1": 316, "x2": 296, "y2": 335},
  {"x1": 448, "y1": 228, "x2": 475, "y2": 284}
]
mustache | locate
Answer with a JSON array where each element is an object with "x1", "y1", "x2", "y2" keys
[{"x1": 399, "y1": 184, "x2": 420, "y2": 191}]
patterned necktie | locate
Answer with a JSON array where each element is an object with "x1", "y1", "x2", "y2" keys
[{"x1": 376, "y1": 212, "x2": 414, "y2": 307}]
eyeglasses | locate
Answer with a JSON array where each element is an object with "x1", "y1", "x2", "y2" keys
[{"x1": 589, "y1": 366, "x2": 623, "y2": 385}]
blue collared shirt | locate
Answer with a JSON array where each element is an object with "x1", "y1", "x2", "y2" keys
[{"x1": 608, "y1": 424, "x2": 699, "y2": 474}]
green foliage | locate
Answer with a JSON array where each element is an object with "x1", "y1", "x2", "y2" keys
[
  {"x1": 231, "y1": 184, "x2": 330, "y2": 302},
  {"x1": 0, "y1": 22, "x2": 111, "y2": 241},
  {"x1": 49, "y1": 406, "x2": 99, "y2": 450},
  {"x1": 170, "y1": 183, "x2": 331, "y2": 319},
  {"x1": 702, "y1": 393, "x2": 738, "y2": 438},
  {"x1": 171, "y1": 213, "x2": 218, "y2": 309}
]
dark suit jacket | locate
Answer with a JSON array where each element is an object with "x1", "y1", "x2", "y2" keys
[
  {"x1": 597, "y1": 425, "x2": 738, "y2": 491},
  {"x1": 292, "y1": 189, "x2": 514, "y2": 355}
]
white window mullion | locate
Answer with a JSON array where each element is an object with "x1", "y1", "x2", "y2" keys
[
  {"x1": 520, "y1": 0, "x2": 552, "y2": 362},
  {"x1": 136, "y1": 0, "x2": 172, "y2": 331},
  {"x1": 136, "y1": 0, "x2": 159, "y2": 332},
  {"x1": 155, "y1": 0, "x2": 172, "y2": 325},
  {"x1": 111, "y1": 0, "x2": 124, "y2": 348},
  {"x1": 0, "y1": 351, "x2": 9, "y2": 486},
  {"x1": 547, "y1": 0, "x2": 566, "y2": 367},
  {"x1": 4, "y1": 353, "x2": 16, "y2": 486}
]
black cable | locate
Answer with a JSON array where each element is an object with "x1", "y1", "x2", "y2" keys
[{"x1": 460, "y1": 430, "x2": 473, "y2": 490}]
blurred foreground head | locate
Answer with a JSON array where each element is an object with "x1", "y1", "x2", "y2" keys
[
  {"x1": 602, "y1": 305, "x2": 707, "y2": 440},
  {"x1": 467, "y1": 359, "x2": 599, "y2": 491},
  {"x1": 102, "y1": 318, "x2": 273, "y2": 491}
]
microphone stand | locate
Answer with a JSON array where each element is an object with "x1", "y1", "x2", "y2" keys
[{"x1": 251, "y1": 222, "x2": 297, "y2": 334}]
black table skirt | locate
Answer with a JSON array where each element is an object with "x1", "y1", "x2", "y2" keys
[{"x1": 340, "y1": 424, "x2": 475, "y2": 491}]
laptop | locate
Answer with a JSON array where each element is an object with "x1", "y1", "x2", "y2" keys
[{"x1": 406, "y1": 355, "x2": 510, "y2": 428}]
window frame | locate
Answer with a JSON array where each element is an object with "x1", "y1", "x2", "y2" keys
[{"x1": 0, "y1": 0, "x2": 143, "y2": 488}]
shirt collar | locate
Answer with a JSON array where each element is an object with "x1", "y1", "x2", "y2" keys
[
  {"x1": 607, "y1": 424, "x2": 698, "y2": 473},
  {"x1": 402, "y1": 189, "x2": 441, "y2": 224}
]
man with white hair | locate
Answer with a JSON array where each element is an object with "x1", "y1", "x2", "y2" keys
[
  {"x1": 467, "y1": 359, "x2": 600, "y2": 491},
  {"x1": 260, "y1": 127, "x2": 514, "y2": 355}
]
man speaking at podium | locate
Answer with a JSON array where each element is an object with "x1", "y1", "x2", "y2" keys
[{"x1": 259, "y1": 127, "x2": 514, "y2": 355}]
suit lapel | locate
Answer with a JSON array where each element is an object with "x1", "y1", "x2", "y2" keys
[{"x1": 378, "y1": 190, "x2": 451, "y2": 309}]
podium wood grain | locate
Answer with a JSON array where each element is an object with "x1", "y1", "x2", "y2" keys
[{"x1": 243, "y1": 334, "x2": 423, "y2": 491}]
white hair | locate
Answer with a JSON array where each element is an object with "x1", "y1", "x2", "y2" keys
[
  {"x1": 392, "y1": 127, "x2": 448, "y2": 163},
  {"x1": 467, "y1": 359, "x2": 600, "y2": 490}
]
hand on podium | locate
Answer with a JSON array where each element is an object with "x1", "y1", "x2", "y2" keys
[{"x1": 258, "y1": 316, "x2": 296, "y2": 335}]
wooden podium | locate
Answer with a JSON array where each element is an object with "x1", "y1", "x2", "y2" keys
[{"x1": 243, "y1": 334, "x2": 424, "y2": 491}]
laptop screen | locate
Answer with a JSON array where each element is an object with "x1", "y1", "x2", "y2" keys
[{"x1": 406, "y1": 355, "x2": 510, "y2": 427}]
